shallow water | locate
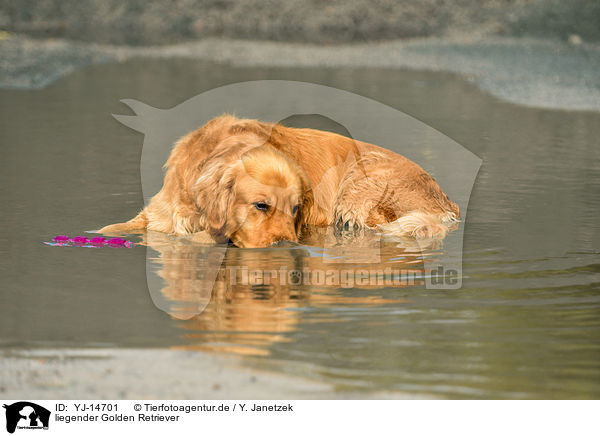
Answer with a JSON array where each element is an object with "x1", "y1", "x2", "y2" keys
[{"x1": 1, "y1": 59, "x2": 599, "y2": 398}]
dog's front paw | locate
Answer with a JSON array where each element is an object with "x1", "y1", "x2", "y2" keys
[{"x1": 335, "y1": 216, "x2": 360, "y2": 231}]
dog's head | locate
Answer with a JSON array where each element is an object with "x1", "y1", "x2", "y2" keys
[{"x1": 194, "y1": 143, "x2": 313, "y2": 248}]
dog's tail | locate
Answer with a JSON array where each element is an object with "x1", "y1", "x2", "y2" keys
[
  {"x1": 98, "y1": 210, "x2": 148, "y2": 234},
  {"x1": 378, "y1": 210, "x2": 459, "y2": 239}
]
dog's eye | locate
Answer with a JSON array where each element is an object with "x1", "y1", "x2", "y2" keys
[
  {"x1": 254, "y1": 202, "x2": 269, "y2": 212},
  {"x1": 292, "y1": 205, "x2": 299, "y2": 215}
]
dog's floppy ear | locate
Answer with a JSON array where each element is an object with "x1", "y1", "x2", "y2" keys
[{"x1": 194, "y1": 158, "x2": 237, "y2": 232}]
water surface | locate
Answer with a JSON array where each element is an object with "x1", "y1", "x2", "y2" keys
[{"x1": 0, "y1": 59, "x2": 598, "y2": 398}]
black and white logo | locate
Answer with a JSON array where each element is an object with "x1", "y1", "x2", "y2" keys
[{"x1": 3, "y1": 402, "x2": 50, "y2": 434}]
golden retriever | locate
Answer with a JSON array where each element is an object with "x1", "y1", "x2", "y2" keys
[{"x1": 100, "y1": 115, "x2": 459, "y2": 247}]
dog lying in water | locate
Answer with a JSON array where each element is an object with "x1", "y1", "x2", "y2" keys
[{"x1": 100, "y1": 114, "x2": 459, "y2": 247}]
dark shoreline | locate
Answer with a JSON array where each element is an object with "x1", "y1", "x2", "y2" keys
[{"x1": 3, "y1": 0, "x2": 599, "y2": 45}]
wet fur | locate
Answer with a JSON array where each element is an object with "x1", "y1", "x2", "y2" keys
[{"x1": 100, "y1": 115, "x2": 459, "y2": 244}]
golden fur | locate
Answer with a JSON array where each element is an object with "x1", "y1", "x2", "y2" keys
[{"x1": 100, "y1": 114, "x2": 459, "y2": 246}]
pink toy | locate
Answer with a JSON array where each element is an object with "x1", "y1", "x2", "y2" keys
[
  {"x1": 89, "y1": 236, "x2": 107, "y2": 245},
  {"x1": 47, "y1": 235, "x2": 135, "y2": 248},
  {"x1": 107, "y1": 237, "x2": 127, "y2": 246},
  {"x1": 71, "y1": 236, "x2": 89, "y2": 244}
]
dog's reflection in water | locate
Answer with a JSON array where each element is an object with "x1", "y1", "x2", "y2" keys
[{"x1": 143, "y1": 228, "x2": 443, "y2": 356}]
